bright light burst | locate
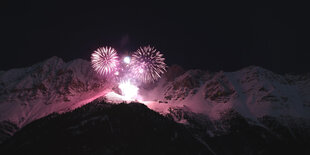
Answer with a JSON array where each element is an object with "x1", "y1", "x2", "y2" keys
[
  {"x1": 91, "y1": 45, "x2": 167, "y2": 102},
  {"x1": 91, "y1": 47, "x2": 119, "y2": 76},
  {"x1": 123, "y1": 56, "x2": 131, "y2": 64},
  {"x1": 118, "y1": 80, "x2": 139, "y2": 100},
  {"x1": 131, "y1": 45, "x2": 167, "y2": 83}
]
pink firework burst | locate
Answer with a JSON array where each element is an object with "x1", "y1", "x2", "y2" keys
[
  {"x1": 131, "y1": 45, "x2": 167, "y2": 83},
  {"x1": 91, "y1": 46, "x2": 119, "y2": 76}
]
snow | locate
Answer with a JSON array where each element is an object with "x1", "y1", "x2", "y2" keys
[
  {"x1": 1, "y1": 56, "x2": 310, "y2": 132},
  {"x1": 104, "y1": 92, "x2": 130, "y2": 103},
  {"x1": 138, "y1": 66, "x2": 310, "y2": 120},
  {"x1": 0, "y1": 56, "x2": 112, "y2": 128}
]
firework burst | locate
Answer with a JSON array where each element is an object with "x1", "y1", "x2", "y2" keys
[
  {"x1": 118, "y1": 80, "x2": 139, "y2": 100},
  {"x1": 131, "y1": 45, "x2": 167, "y2": 83},
  {"x1": 91, "y1": 46, "x2": 119, "y2": 76}
]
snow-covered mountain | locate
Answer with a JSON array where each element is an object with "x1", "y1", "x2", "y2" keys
[
  {"x1": 0, "y1": 56, "x2": 310, "y2": 154},
  {"x1": 141, "y1": 65, "x2": 310, "y2": 120},
  {"x1": 0, "y1": 57, "x2": 112, "y2": 143}
]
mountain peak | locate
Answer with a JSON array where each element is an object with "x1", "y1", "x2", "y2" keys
[
  {"x1": 239, "y1": 65, "x2": 271, "y2": 74},
  {"x1": 40, "y1": 56, "x2": 64, "y2": 68},
  {"x1": 164, "y1": 64, "x2": 185, "y2": 81},
  {"x1": 0, "y1": 56, "x2": 111, "y2": 137}
]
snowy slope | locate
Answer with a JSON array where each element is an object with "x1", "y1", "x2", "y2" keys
[
  {"x1": 1, "y1": 57, "x2": 310, "y2": 144},
  {"x1": 140, "y1": 66, "x2": 310, "y2": 120},
  {"x1": 0, "y1": 57, "x2": 112, "y2": 142},
  {"x1": 1, "y1": 59, "x2": 309, "y2": 154}
]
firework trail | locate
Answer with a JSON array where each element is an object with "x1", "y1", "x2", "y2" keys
[
  {"x1": 131, "y1": 45, "x2": 167, "y2": 83},
  {"x1": 91, "y1": 46, "x2": 119, "y2": 76}
]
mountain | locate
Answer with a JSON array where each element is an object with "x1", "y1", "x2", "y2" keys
[
  {"x1": 140, "y1": 66, "x2": 310, "y2": 119},
  {"x1": 0, "y1": 57, "x2": 310, "y2": 154},
  {"x1": 0, "y1": 101, "x2": 212, "y2": 155},
  {"x1": 1, "y1": 101, "x2": 309, "y2": 155},
  {"x1": 0, "y1": 57, "x2": 112, "y2": 143}
]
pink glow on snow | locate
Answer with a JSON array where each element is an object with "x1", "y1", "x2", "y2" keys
[
  {"x1": 142, "y1": 101, "x2": 171, "y2": 114},
  {"x1": 104, "y1": 91, "x2": 171, "y2": 114}
]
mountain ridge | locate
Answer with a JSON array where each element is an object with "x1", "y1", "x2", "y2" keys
[
  {"x1": 140, "y1": 65, "x2": 310, "y2": 119},
  {"x1": 0, "y1": 56, "x2": 309, "y2": 148},
  {"x1": 0, "y1": 56, "x2": 112, "y2": 143}
]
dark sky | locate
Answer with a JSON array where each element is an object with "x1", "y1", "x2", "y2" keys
[{"x1": 0, "y1": 1, "x2": 309, "y2": 73}]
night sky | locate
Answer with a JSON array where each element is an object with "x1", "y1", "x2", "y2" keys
[{"x1": 1, "y1": 1, "x2": 309, "y2": 73}]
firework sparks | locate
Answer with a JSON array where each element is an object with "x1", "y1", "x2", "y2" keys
[
  {"x1": 91, "y1": 46, "x2": 119, "y2": 76},
  {"x1": 118, "y1": 80, "x2": 139, "y2": 100},
  {"x1": 123, "y1": 56, "x2": 131, "y2": 64},
  {"x1": 131, "y1": 45, "x2": 167, "y2": 83},
  {"x1": 90, "y1": 45, "x2": 167, "y2": 103}
]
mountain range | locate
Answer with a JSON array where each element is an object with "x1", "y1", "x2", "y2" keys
[{"x1": 0, "y1": 57, "x2": 309, "y2": 154}]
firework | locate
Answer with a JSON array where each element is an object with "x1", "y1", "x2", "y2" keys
[
  {"x1": 123, "y1": 56, "x2": 131, "y2": 64},
  {"x1": 118, "y1": 80, "x2": 139, "y2": 100},
  {"x1": 91, "y1": 46, "x2": 119, "y2": 76},
  {"x1": 131, "y1": 45, "x2": 167, "y2": 83}
]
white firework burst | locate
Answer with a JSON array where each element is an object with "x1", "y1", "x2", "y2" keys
[
  {"x1": 131, "y1": 45, "x2": 167, "y2": 83},
  {"x1": 91, "y1": 46, "x2": 119, "y2": 76}
]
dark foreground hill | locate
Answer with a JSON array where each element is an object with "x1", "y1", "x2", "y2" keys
[
  {"x1": 0, "y1": 101, "x2": 211, "y2": 155},
  {"x1": 1, "y1": 100, "x2": 310, "y2": 155}
]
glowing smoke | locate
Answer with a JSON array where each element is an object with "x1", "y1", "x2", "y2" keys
[{"x1": 118, "y1": 80, "x2": 139, "y2": 100}]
